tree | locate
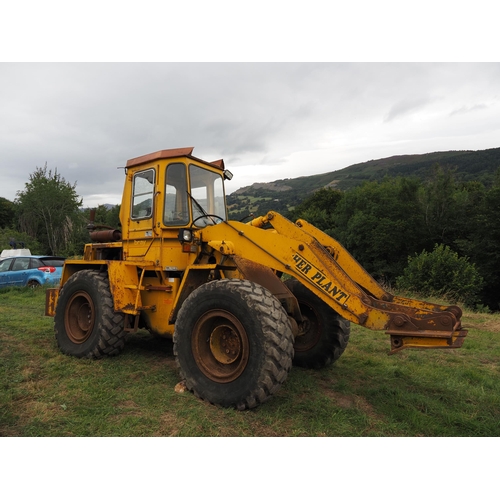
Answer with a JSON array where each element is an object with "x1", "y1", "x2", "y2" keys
[
  {"x1": 0, "y1": 197, "x2": 15, "y2": 229},
  {"x1": 0, "y1": 228, "x2": 43, "y2": 254},
  {"x1": 465, "y1": 179, "x2": 500, "y2": 310},
  {"x1": 332, "y1": 177, "x2": 425, "y2": 281},
  {"x1": 419, "y1": 164, "x2": 463, "y2": 247},
  {"x1": 107, "y1": 204, "x2": 121, "y2": 228},
  {"x1": 15, "y1": 164, "x2": 83, "y2": 256},
  {"x1": 287, "y1": 188, "x2": 343, "y2": 233}
]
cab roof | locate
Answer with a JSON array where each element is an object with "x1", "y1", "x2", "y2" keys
[{"x1": 125, "y1": 147, "x2": 225, "y2": 171}]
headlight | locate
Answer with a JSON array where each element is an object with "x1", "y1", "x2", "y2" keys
[{"x1": 178, "y1": 229, "x2": 193, "y2": 243}]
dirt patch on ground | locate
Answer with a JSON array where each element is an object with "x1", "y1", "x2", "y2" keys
[
  {"x1": 463, "y1": 313, "x2": 500, "y2": 333},
  {"x1": 117, "y1": 399, "x2": 142, "y2": 413},
  {"x1": 155, "y1": 412, "x2": 181, "y2": 436},
  {"x1": 482, "y1": 316, "x2": 500, "y2": 332},
  {"x1": 326, "y1": 389, "x2": 379, "y2": 418},
  {"x1": 316, "y1": 377, "x2": 383, "y2": 421}
]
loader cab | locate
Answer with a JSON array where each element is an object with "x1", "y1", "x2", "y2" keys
[{"x1": 119, "y1": 148, "x2": 231, "y2": 258}]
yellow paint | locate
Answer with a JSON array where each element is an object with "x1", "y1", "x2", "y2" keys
[{"x1": 46, "y1": 148, "x2": 467, "y2": 350}]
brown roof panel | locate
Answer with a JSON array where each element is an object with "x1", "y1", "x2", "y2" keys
[
  {"x1": 126, "y1": 147, "x2": 195, "y2": 168},
  {"x1": 210, "y1": 159, "x2": 225, "y2": 170},
  {"x1": 125, "y1": 147, "x2": 226, "y2": 171}
]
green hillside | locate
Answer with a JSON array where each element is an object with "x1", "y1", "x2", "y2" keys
[{"x1": 227, "y1": 147, "x2": 500, "y2": 219}]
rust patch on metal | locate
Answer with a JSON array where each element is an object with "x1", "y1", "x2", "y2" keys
[
  {"x1": 145, "y1": 285, "x2": 173, "y2": 292},
  {"x1": 90, "y1": 230, "x2": 122, "y2": 242},
  {"x1": 233, "y1": 256, "x2": 286, "y2": 295},
  {"x1": 233, "y1": 256, "x2": 302, "y2": 321},
  {"x1": 386, "y1": 309, "x2": 468, "y2": 353},
  {"x1": 45, "y1": 288, "x2": 59, "y2": 317}
]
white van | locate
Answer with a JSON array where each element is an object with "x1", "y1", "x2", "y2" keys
[{"x1": 0, "y1": 249, "x2": 32, "y2": 260}]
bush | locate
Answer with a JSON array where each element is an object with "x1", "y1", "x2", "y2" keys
[
  {"x1": 396, "y1": 244, "x2": 484, "y2": 307},
  {"x1": 0, "y1": 228, "x2": 43, "y2": 254}
]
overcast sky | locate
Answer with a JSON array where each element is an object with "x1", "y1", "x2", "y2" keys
[
  {"x1": 1, "y1": 2, "x2": 498, "y2": 489},
  {"x1": 1, "y1": 62, "x2": 499, "y2": 207}
]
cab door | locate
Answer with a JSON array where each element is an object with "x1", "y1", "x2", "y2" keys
[{"x1": 126, "y1": 168, "x2": 156, "y2": 258}]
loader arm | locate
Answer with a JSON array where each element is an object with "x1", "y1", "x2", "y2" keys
[{"x1": 199, "y1": 211, "x2": 467, "y2": 353}]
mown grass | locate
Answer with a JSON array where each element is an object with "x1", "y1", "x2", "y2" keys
[{"x1": 1, "y1": 286, "x2": 499, "y2": 437}]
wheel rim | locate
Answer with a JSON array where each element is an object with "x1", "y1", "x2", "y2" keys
[
  {"x1": 192, "y1": 310, "x2": 249, "y2": 383},
  {"x1": 64, "y1": 291, "x2": 95, "y2": 344},
  {"x1": 295, "y1": 302, "x2": 322, "y2": 352}
]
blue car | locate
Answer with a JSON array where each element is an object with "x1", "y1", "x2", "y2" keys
[{"x1": 0, "y1": 255, "x2": 65, "y2": 288}]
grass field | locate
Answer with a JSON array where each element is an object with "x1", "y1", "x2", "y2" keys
[{"x1": 1, "y1": 286, "x2": 499, "y2": 437}]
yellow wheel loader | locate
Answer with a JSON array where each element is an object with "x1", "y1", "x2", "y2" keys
[{"x1": 45, "y1": 147, "x2": 467, "y2": 410}]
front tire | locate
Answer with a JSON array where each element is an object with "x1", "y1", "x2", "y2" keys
[
  {"x1": 285, "y1": 278, "x2": 350, "y2": 369},
  {"x1": 174, "y1": 279, "x2": 294, "y2": 410},
  {"x1": 54, "y1": 270, "x2": 126, "y2": 359}
]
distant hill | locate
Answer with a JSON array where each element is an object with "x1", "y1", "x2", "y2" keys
[{"x1": 227, "y1": 147, "x2": 500, "y2": 218}]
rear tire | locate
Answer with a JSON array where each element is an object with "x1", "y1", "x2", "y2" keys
[
  {"x1": 284, "y1": 278, "x2": 350, "y2": 369},
  {"x1": 174, "y1": 279, "x2": 294, "y2": 410},
  {"x1": 54, "y1": 270, "x2": 126, "y2": 359}
]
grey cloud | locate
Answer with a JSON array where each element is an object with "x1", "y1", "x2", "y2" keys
[
  {"x1": 384, "y1": 96, "x2": 435, "y2": 122},
  {"x1": 1, "y1": 63, "x2": 499, "y2": 205},
  {"x1": 450, "y1": 103, "x2": 489, "y2": 116}
]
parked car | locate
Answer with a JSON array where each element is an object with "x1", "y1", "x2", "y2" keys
[{"x1": 0, "y1": 256, "x2": 65, "y2": 288}]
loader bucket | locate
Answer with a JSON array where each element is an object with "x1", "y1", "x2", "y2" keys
[{"x1": 386, "y1": 308, "x2": 468, "y2": 354}]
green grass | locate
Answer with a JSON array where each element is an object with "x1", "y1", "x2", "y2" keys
[{"x1": 1, "y1": 286, "x2": 499, "y2": 437}]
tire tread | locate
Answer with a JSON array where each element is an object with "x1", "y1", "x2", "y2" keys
[
  {"x1": 174, "y1": 279, "x2": 294, "y2": 410},
  {"x1": 55, "y1": 270, "x2": 126, "y2": 359}
]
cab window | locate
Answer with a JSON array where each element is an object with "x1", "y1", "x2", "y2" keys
[
  {"x1": 164, "y1": 163, "x2": 189, "y2": 226},
  {"x1": 189, "y1": 164, "x2": 226, "y2": 227},
  {"x1": 132, "y1": 169, "x2": 155, "y2": 220}
]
